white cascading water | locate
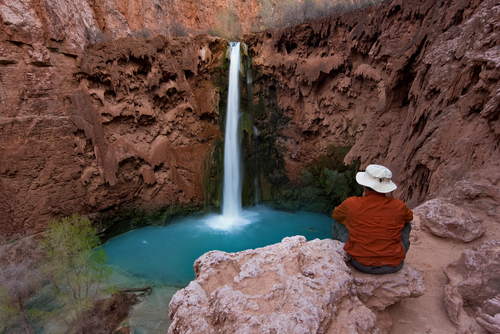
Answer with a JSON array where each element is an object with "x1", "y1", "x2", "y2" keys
[
  {"x1": 205, "y1": 42, "x2": 255, "y2": 231},
  {"x1": 222, "y1": 42, "x2": 243, "y2": 219}
]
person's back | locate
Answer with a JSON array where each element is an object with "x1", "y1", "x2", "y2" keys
[{"x1": 331, "y1": 164, "x2": 413, "y2": 274}]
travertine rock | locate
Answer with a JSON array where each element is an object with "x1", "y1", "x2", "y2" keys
[
  {"x1": 414, "y1": 198, "x2": 486, "y2": 242},
  {"x1": 169, "y1": 236, "x2": 425, "y2": 334},
  {"x1": 0, "y1": 35, "x2": 227, "y2": 241},
  {"x1": 0, "y1": 0, "x2": 260, "y2": 54},
  {"x1": 0, "y1": 0, "x2": 259, "y2": 241},
  {"x1": 2, "y1": 0, "x2": 500, "y2": 243},
  {"x1": 352, "y1": 266, "x2": 425, "y2": 312},
  {"x1": 444, "y1": 240, "x2": 500, "y2": 332},
  {"x1": 476, "y1": 295, "x2": 500, "y2": 334}
]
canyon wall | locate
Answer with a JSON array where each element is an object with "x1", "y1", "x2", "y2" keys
[
  {"x1": 1, "y1": 0, "x2": 262, "y2": 241},
  {"x1": 1, "y1": 0, "x2": 259, "y2": 53},
  {"x1": 0, "y1": 33, "x2": 228, "y2": 241},
  {"x1": 1, "y1": 0, "x2": 500, "y2": 241},
  {"x1": 0, "y1": 0, "x2": 262, "y2": 242},
  {"x1": 244, "y1": 0, "x2": 500, "y2": 221}
]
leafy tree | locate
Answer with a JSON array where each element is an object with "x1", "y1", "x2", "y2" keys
[{"x1": 42, "y1": 214, "x2": 112, "y2": 331}]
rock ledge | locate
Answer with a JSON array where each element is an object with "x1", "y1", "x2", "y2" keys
[{"x1": 168, "y1": 236, "x2": 425, "y2": 334}]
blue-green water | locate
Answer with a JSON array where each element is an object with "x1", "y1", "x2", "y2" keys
[{"x1": 102, "y1": 206, "x2": 333, "y2": 286}]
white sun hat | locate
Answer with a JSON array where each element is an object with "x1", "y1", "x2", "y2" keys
[{"x1": 356, "y1": 164, "x2": 397, "y2": 193}]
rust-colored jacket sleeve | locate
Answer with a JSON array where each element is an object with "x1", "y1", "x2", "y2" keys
[
  {"x1": 331, "y1": 198, "x2": 352, "y2": 224},
  {"x1": 402, "y1": 204, "x2": 413, "y2": 223}
]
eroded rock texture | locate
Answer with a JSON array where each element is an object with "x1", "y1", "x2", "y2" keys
[
  {"x1": 0, "y1": 35, "x2": 227, "y2": 241},
  {"x1": 168, "y1": 236, "x2": 425, "y2": 334},
  {"x1": 243, "y1": 0, "x2": 500, "y2": 218},
  {"x1": 444, "y1": 240, "x2": 500, "y2": 333},
  {"x1": 352, "y1": 266, "x2": 425, "y2": 312},
  {"x1": 414, "y1": 198, "x2": 486, "y2": 242},
  {"x1": 476, "y1": 295, "x2": 500, "y2": 333},
  {"x1": 0, "y1": 0, "x2": 259, "y2": 54},
  {"x1": 0, "y1": 0, "x2": 261, "y2": 241},
  {"x1": 2, "y1": 0, "x2": 500, "y2": 240}
]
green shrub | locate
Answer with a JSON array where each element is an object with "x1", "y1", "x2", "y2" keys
[{"x1": 42, "y1": 214, "x2": 112, "y2": 330}]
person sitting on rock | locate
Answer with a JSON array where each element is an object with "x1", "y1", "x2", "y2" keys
[{"x1": 331, "y1": 164, "x2": 413, "y2": 274}]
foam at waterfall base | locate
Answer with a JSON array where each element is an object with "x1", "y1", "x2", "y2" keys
[{"x1": 204, "y1": 210, "x2": 259, "y2": 232}]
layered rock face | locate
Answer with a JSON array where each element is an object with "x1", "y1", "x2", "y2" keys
[
  {"x1": 244, "y1": 0, "x2": 500, "y2": 220},
  {"x1": 1, "y1": 0, "x2": 259, "y2": 53},
  {"x1": 0, "y1": 0, "x2": 261, "y2": 242},
  {"x1": 0, "y1": 34, "x2": 227, "y2": 240},
  {"x1": 168, "y1": 236, "x2": 425, "y2": 334}
]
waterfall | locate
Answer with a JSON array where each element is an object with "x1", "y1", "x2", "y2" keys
[
  {"x1": 205, "y1": 42, "x2": 257, "y2": 231},
  {"x1": 222, "y1": 42, "x2": 243, "y2": 220},
  {"x1": 244, "y1": 43, "x2": 254, "y2": 114}
]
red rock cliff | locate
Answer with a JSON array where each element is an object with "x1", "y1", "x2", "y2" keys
[
  {"x1": 1, "y1": 0, "x2": 500, "y2": 241},
  {"x1": 244, "y1": 0, "x2": 500, "y2": 220},
  {"x1": 1, "y1": 0, "x2": 259, "y2": 54},
  {"x1": 0, "y1": 33, "x2": 228, "y2": 241}
]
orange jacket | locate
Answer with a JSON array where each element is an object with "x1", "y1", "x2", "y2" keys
[{"x1": 332, "y1": 190, "x2": 413, "y2": 267}]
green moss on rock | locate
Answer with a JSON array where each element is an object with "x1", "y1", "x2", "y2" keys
[
  {"x1": 96, "y1": 202, "x2": 203, "y2": 242},
  {"x1": 203, "y1": 138, "x2": 224, "y2": 211}
]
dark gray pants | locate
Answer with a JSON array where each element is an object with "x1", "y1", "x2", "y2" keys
[{"x1": 331, "y1": 220, "x2": 412, "y2": 274}]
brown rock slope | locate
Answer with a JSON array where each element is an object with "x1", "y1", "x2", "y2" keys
[{"x1": 0, "y1": 0, "x2": 259, "y2": 52}]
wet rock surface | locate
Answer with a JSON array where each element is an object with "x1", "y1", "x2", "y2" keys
[{"x1": 168, "y1": 236, "x2": 424, "y2": 334}]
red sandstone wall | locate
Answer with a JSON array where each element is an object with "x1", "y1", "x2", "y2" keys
[
  {"x1": 0, "y1": 33, "x2": 227, "y2": 241},
  {"x1": 1, "y1": 0, "x2": 499, "y2": 241},
  {"x1": 244, "y1": 0, "x2": 500, "y2": 220}
]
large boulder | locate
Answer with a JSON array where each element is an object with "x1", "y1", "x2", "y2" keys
[
  {"x1": 414, "y1": 198, "x2": 485, "y2": 242},
  {"x1": 444, "y1": 240, "x2": 500, "y2": 333},
  {"x1": 168, "y1": 236, "x2": 425, "y2": 334}
]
